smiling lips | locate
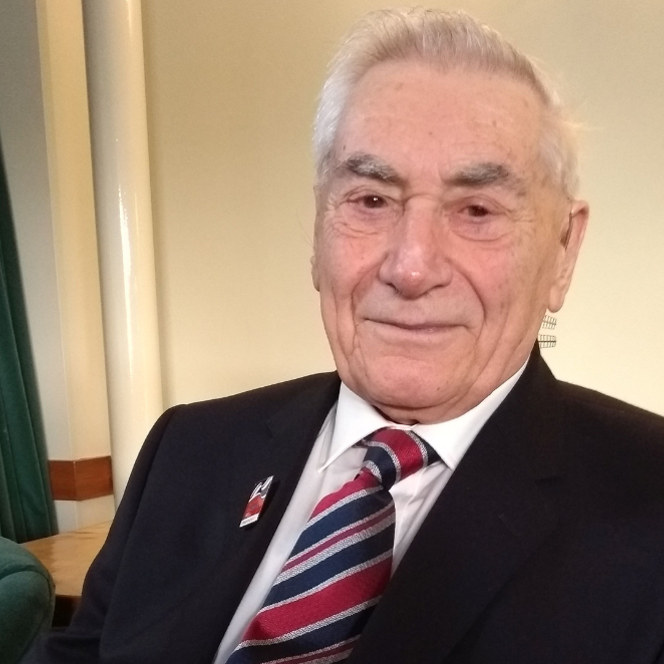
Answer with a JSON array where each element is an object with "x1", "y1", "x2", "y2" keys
[{"x1": 368, "y1": 319, "x2": 458, "y2": 335}]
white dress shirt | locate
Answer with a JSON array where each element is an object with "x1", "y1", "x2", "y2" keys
[{"x1": 214, "y1": 364, "x2": 526, "y2": 663}]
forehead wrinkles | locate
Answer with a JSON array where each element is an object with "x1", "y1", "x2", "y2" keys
[{"x1": 328, "y1": 63, "x2": 550, "y2": 191}]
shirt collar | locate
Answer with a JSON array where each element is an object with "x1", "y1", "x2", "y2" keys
[{"x1": 320, "y1": 361, "x2": 527, "y2": 472}]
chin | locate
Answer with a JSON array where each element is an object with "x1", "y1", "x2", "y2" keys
[{"x1": 353, "y1": 358, "x2": 458, "y2": 415}]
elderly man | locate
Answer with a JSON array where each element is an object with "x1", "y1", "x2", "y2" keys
[{"x1": 27, "y1": 8, "x2": 664, "y2": 664}]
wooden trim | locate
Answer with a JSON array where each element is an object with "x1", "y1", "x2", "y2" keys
[{"x1": 49, "y1": 456, "x2": 113, "y2": 501}]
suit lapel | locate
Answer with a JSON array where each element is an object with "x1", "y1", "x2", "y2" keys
[
  {"x1": 198, "y1": 374, "x2": 341, "y2": 656},
  {"x1": 348, "y1": 353, "x2": 565, "y2": 664},
  {"x1": 216, "y1": 373, "x2": 341, "y2": 592}
]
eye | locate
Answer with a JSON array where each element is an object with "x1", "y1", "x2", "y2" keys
[
  {"x1": 449, "y1": 199, "x2": 510, "y2": 241},
  {"x1": 464, "y1": 204, "x2": 491, "y2": 218},
  {"x1": 358, "y1": 194, "x2": 387, "y2": 209},
  {"x1": 341, "y1": 191, "x2": 400, "y2": 228}
]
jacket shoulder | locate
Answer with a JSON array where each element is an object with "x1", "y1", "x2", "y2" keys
[
  {"x1": 556, "y1": 381, "x2": 664, "y2": 504},
  {"x1": 558, "y1": 381, "x2": 664, "y2": 442},
  {"x1": 172, "y1": 372, "x2": 339, "y2": 421}
]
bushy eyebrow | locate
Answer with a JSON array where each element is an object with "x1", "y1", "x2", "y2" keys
[
  {"x1": 446, "y1": 162, "x2": 527, "y2": 195},
  {"x1": 335, "y1": 153, "x2": 405, "y2": 186},
  {"x1": 333, "y1": 155, "x2": 527, "y2": 196}
]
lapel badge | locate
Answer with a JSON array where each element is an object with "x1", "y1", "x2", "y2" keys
[{"x1": 240, "y1": 476, "x2": 274, "y2": 528}]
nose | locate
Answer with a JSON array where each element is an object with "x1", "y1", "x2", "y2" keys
[{"x1": 377, "y1": 202, "x2": 452, "y2": 298}]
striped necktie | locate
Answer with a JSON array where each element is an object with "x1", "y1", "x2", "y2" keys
[{"x1": 227, "y1": 427, "x2": 440, "y2": 664}]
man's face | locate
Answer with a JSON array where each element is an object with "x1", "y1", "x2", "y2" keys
[{"x1": 312, "y1": 61, "x2": 587, "y2": 423}]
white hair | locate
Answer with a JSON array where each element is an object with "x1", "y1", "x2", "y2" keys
[{"x1": 313, "y1": 8, "x2": 579, "y2": 197}]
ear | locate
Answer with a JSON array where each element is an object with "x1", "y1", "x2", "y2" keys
[
  {"x1": 311, "y1": 183, "x2": 326, "y2": 293},
  {"x1": 547, "y1": 200, "x2": 589, "y2": 312},
  {"x1": 311, "y1": 253, "x2": 320, "y2": 291}
]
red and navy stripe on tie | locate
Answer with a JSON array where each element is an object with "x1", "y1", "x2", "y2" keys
[{"x1": 228, "y1": 428, "x2": 440, "y2": 664}]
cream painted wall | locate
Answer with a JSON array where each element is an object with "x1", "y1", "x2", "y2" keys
[{"x1": 142, "y1": 0, "x2": 664, "y2": 415}]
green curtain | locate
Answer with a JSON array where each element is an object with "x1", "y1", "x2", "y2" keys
[{"x1": 0, "y1": 139, "x2": 56, "y2": 543}]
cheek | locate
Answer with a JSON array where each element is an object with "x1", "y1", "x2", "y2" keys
[
  {"x1": 480, "y1": 235, "x2": 558, "y2": 323},
  {"x1": 317, "y1": 226, "x2": 385, "y2": 300},
  {"x1": 315, "y1": 243, "x2": 363, "y2": 340},
  {"x1": 456, "y1": 238, "x2": 545, "y2": 330},
  {"x1": 457, "y1": 245, "x2": 516, "y2": 312}
]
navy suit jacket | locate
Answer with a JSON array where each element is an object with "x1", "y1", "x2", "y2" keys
[{"x1": 25, "y1": 352, "x2": 664, "y2": 663}]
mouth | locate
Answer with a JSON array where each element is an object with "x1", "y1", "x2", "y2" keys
[{"x1": 368, "y1": 319, "x2": 458, "y2": 335}]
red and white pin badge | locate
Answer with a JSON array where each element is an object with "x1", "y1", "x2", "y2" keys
[{"x1": 240, "y1": 476, "x2": 274, "y2": 528}]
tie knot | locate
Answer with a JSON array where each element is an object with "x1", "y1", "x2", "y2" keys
[{"x1": 360, "y1": 427, "x2": 440, "y2": 491}]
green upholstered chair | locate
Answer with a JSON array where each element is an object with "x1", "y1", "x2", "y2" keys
[{"x1": 0, "y1": 536, "x2": 54, "y2": 664}]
